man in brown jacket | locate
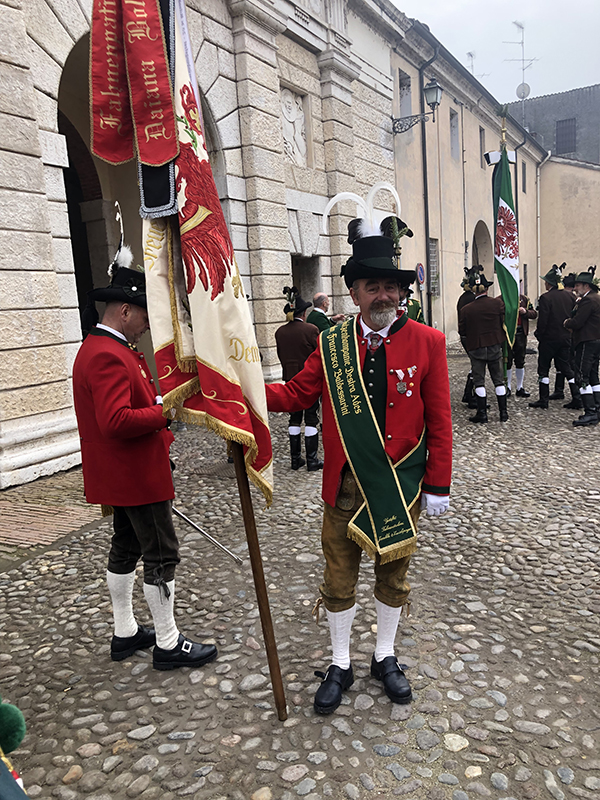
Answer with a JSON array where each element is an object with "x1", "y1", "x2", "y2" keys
[
  {"x1": 458, "y1": 268, "x2": 507, "y2": 423},
  {"x1": 275, "y1": 291, "x2": 323, "y2": 470},
  {"x1": 564, "y1": 268, "x2": 600, "y2": 426}
]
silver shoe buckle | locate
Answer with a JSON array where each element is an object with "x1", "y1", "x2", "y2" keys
[{"x1": 181, "y1": 640, "x2": 192, "y2": 654}]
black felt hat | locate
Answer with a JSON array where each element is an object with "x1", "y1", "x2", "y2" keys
[
  {"x1": 542, "y1": 262, "x2": 566, "y2": 288},
  {"x1": 341, "y1": 217, "x2": 416, "y2": 289},
  {"x1": 562, "y1": 272, "x2": 577, "y2": 288},
  {"x1": 282, "y1": 286, "x2": 311, "y2": 317},
  {"x1": 89, "y1": 265, "x2": 147, "y2": 309},
  {"x1": 574, "y1": 266, "x2": 599, "y2": 290},
  {"x1": 466, "y1": 265, "x2": 493, "y2": 290}
]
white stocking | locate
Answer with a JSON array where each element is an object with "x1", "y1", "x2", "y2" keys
[
  {"x1": 143, "y1": 581, "x2": 180, "y2": 650},
  {"x1": 506, "y1": 368, "x2": 512, "y2": 390},
  {"x1": 516, "y1": 368, "x2": 525, "y2": 390},
  {"x1": 374, "y1": 598, "x2": 402, "y2": 662},
  {"x1": 326, "y1": 605, "x2": 356, "y2": 669},
  {"x1": 106, "y1": 571, "x2": 138, "y2": 638}
]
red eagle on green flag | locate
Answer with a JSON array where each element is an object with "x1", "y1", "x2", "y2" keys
[{"x1": 492, "y1": 147, "x2": 520, "y2": 347}]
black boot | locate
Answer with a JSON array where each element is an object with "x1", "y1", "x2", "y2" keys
[
  {"x1": 497, "y1": 393, "x2": 509, "y2": 422},
  {"x1": 462, "y1": 373, "x2": 474, "y2": 404},
  {"x1": 529, "y1": 382, "x2": 549, "y2": 409},
  {"x1": 563, "y1": 382, "x2": 583, "y2": 409},
  {"x1": 548, "y1": 372, "x2": 565, "y2": 400},
  {"x1": 305, "y1": 434, "x2": 324, "y2": 471},
  {"x1": 289, "y1": 434, "x2": 306, "y2": 470},
  {"x1": 469, "y1": 394, "x2": 488, "y2": 423},
  {"x1": 595, "y1": 392, "x2": 600, "y2": 414},
  {"x1": 573, "y1": 393, "x2": 598, "y2": 427}
]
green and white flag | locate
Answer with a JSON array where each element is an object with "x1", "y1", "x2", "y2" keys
[{"x1": 492, "y1": 148, "x2": 520, "y2": 347}]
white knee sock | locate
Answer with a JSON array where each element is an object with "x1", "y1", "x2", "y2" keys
[
  {"x1": 475, "y1": 386, "x2": 486, "y2": 397},
  {"x1": 289, "y1": 426, "x2": 301, "y2": 436},
  {"x1": 516, "y1": 368, "x2": 525, "y2": 390},
  {"x1": 326, "y1": 605, "x2": 356, "y2": 669},
  {"x1": 106, "y1": 571, "x2": 138, "y2": 638},
  {"x1": 374, "y1": 598, "x2": 402, "y2": 662},
  {"x1": 143, "y1": 581, "x2": 180, "y2": 650},
  {"x1": 506, "y1": 368, "x2": 512, "y2": 389}
]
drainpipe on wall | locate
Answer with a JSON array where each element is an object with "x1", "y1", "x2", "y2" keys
[
  {"x1": 536, "y1": 150, "x2": 552, "y2": 288},
  {"x1": 419, "y1": 46, "x2": 440, "y2": 326},
  {"x1": 512, "y1": 133, "x2": 527, "y2": 225}
]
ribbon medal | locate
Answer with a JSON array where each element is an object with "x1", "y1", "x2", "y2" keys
[{"x1": 394, "y1": 369, "x2": 407, "y2": 394}]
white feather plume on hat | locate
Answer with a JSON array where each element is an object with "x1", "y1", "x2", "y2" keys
[
  {"x1": 321, "y1": 181, "x2": 402, "y2": 235},
  {"x1": 107, "y1": 201, "x2": 134, "y2": 278}
]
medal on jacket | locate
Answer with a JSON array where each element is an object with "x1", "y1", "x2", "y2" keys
[
  {"x1": 139, "y1": 364, "x2": 147, "y2": 379},
  {"x1": 394, "y1": 369, "x2": 407, "y2": 394}
]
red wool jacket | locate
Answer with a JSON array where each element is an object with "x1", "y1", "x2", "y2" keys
[
  {"x1": 72, "y1": 328, "x2": 174, "y2": 506},
  {"x1": 266, "y1": 315, "x2": 452, "y2": 507}
]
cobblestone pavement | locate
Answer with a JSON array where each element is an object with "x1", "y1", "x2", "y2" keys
[{"x1": 1, "y1": 351, "x2": 599, "y2": 800}]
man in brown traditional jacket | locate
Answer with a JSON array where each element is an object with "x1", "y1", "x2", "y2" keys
[
  {"x1": 458, "y1": 268, "x2": 507, "y2": 423},
  {"x1": 274, "y1": 292, "x2": 322, "y2": 470}
]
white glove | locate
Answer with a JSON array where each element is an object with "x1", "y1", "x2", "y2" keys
[
  {"x1": 421, "y1": 493, "x2": 450, "y2": 516},
  {"x1": 155, "y1": 395, "x2": 163, "y2": 405}
]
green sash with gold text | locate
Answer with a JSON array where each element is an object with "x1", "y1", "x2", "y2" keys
[{"x1": 322, "y1": 318, "x2": 426, "y2": 563}]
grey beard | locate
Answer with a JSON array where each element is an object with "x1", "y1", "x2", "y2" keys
[{"x1": 369, "y1": 307, "x2": 397, "y2": 330}]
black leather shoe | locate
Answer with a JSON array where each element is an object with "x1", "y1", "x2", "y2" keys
[
  {"x1": 313, "y1": 664, "x2": 354, "y2": 715},
  {"x1": 111, "y1": 625, "x2": 156, "y2": 661},
  {"x1": 515, "y1": 388, "x2": 530, "y2": 398},
  {"x1": 370, "y1": 655, "x2": 412, "y2": 704},
  {"x1": 153, "y1": 634, "x2": 217, "y2": 671}
]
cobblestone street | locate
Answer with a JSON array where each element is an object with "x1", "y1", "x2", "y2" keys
[{"x1": 0, "y1": 350, "x2": 599, "y2": 800}]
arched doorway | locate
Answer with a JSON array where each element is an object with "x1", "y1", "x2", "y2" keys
[
  {"x1": 58, "y1": 34, "x2": 143, "y2": 332},
  {"x1": 472, "y1": 220, "x2": 495, "y2": 294},
  {"x1": 472, "y1": 220, "x2": 493, "y2": 271}
]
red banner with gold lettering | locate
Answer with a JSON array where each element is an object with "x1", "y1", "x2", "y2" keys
[{"x1": 90, "y1": 0, "x2": 179, "y2": 167}]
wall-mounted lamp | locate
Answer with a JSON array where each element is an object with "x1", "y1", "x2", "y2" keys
[{"x1": 392, "y1": 78, "x2": 444, "y2": 134}]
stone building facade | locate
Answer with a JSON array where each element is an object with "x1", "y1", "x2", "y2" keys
[{"x1": 0, "y1": 0, "x2": 597, "y2": 488}]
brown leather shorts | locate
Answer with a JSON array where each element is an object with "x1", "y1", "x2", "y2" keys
[{"x1": 319, "y1": 470, "x2": 419, "y2": 612}]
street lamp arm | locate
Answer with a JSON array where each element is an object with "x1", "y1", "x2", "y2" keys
[{"x1": 391, "y1": 112, "x2": 432, "y2": 134}]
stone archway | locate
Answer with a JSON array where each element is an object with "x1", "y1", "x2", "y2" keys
[
  {"x1": 472, "y1": 220, "x2": 495, "y2": 293},
  {"x1": 472, "y1": 220, "x2": 493, "y2": 272}
]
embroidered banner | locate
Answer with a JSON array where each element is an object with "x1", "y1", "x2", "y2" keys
[
  {"x1": 321, "y1": 318, "x2": 426, "y2": 563},
  {"x1": 143, "y1": 6, "x2": 273, "y2": 504},
  {"x1": 90, "y1": 0, "x2": 179, "y2": 167}
]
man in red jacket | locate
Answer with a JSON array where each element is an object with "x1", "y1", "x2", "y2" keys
[
  {"x1": 73, "y1": 261, "x2": 216, "y2": 671},
  {"x1": 266, "y1": 218, "x2": 452, "y2": 714}
]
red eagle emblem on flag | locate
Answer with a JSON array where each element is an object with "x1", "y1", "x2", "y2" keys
[
  {"x1": 495, "y1": 203, "x2": 519, "y2": 260},
  {"x1": 176, "y1": 86, "x2": 234, "y2": 300}
]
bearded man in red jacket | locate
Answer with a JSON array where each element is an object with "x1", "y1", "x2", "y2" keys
[
  {"x1": 266, "y1": 218, "x2": 452, "y2": 714},
  {"x1": 73, "y1": 259, "x2": 216, "y2": 671}
]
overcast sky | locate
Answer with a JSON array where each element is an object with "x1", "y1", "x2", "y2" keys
[{"x1": 392, "y1": 0, "x2": 600, "y2": 105}]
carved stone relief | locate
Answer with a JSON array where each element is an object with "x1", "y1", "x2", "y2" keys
[{"x1": 281, "y1": 88, "x2": 308, "y2": 168}]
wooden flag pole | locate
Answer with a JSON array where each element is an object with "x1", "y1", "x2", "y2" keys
[{"x1": 231, "y1": 442, "x2": 287, "y2": 721}]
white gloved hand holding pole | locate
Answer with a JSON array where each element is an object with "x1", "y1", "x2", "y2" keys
[{"x1": 420, "y1": 493, "x2": 450, "y2": 516}]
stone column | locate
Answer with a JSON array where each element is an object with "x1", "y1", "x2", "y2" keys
[
  {"x1": 318, "y1": 45, "x2": 360, "y2": 314},
  {"x1": 228, "y1": 0, "x2": 290, "y2": 380},
  {"x1": 0, "y1": 0, "x2": 80, "y2": 487}
]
